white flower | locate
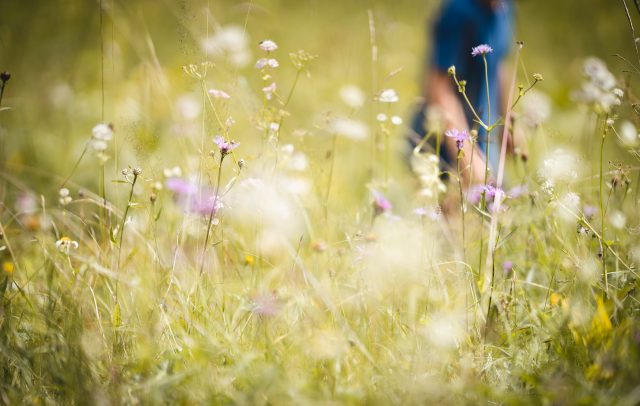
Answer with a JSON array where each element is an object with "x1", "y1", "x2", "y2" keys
[
  {"x1": 521, "y1": 89, "x2": 551, "y2": 127},
  {"x1": 339, "y1": 85, "x2": 366, "y2": 108},
  {"x1": 59, "y1": 187, "x2": 72, "y2": 206},
  {"x1": 328, "y1": 117, "x2": 369, "y2": 140},
  {"x1": 377, "y1": 88, "x2": 399, "y2": 103},
  {"x1": 262, "y1": 82, "x2": 277, "y2": 100},
  {"x1": 391, "y1": 115, "x2": 403, "y2": 125},
  {"x1": 56, "y1": 237, "x2": 79, "y2": 253},
  {"x1": 537, "y1": 148, "x2": 582, "y2": 186},
  {"x1": 92, "y1": 123, "x2": 113, "y2": 141},
  {"x1": 163, "y1": 166, "x2": 182, "y2": 178},
  {"x1": 176, "y1": 94, "x2": 201, "y2": 120},
  {"x1": 259, "y1": 39, "x2": 278, "y2": 52},
  {"x1": 208, "y1": 88, "x2": 231, "y2": 99},
  {"x1": 255, "y1": 58, "x2": 279, "y2": 69},
  {"x1": 376, "y1": 113, "x2": 387, "y2": 122},
  {"x1": 609, "y1": 210, "x2": 627, "y2": 230},
  {"x1": 618, "y1": 120, "x2": 639, "y2": 147},
  {"x1": 201, "y1": 25, "x2": 251, "y2": 68},
  {"x1": 90, "y1": 124, "x2": 113, "y2": 152}
]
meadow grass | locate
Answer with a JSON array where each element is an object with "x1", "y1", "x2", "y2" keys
[{"x1": 1, "y1": 0, "x2": 640, "y2": 404}]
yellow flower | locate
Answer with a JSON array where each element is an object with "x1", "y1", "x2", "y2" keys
[{"x1": 2, "y1": 261, "x2": 14, "y2": 274}]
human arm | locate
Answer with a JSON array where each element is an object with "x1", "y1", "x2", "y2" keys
[{"x1": 425, "y1": 68, "x2": 487, "y2": 186}]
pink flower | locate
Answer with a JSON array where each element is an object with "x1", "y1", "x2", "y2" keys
[
  {"x1": 166, "y1": 177, "x2": 222, "y2": 216},
  {"x1": 259, "y1": 39, "x2": 278, "y2": 52},
  {"x1": 445, "y1": 128, "x2": 469, "y2": 150},
  {"x1": 262, "y1": 82, "x2": 277, "y2": 100},
  {"x1": 372, "y1": 189, "x2": 392, "y2": 215},
  {"x1": 213, "y1": 135, "x2": 240, "y2": 155},
  {"x1": 471, "y1": 44, "x2": 493, "y2": 57},
  {"x1": 208, "y1": 88, "x2": 230, "y2": 99}
]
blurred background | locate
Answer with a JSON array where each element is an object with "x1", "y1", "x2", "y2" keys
[{"x1": 0, "y1": 0, "x2": 634, "y2": 203}]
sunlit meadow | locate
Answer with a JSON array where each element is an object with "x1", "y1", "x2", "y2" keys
[{"x1": 1, "y1": 0, "x2": 640, "y2": 404}]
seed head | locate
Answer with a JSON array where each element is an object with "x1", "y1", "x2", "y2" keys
[{"x1": 132, "y1": 167, "x2": 143, "y2": 176}]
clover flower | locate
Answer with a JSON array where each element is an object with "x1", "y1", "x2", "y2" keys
[
  {"x1": 213, "y1": 135, "x2": 239, "y2": 155},
  {"x1": 445, "y1": 128, "x2": 469, "y2": 150},
  {"x1": 471, "y1": 44, "x2": 493, "y2": 57}
]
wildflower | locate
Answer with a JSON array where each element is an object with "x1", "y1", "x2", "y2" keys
[
  {"x1": 376, "y1": 113, "x2": 387, "y2": 122},
  {"x1": 255, "y1": 58, "x2": 279, "y2": 69},
  {"x1": 507, "y1": 184, "x2": 528, "y2": 199},
  {"x1": 201, "y1": 25, "x2": 251, "y2": 68},
  {"x1": 59, "y1": 188, "x2": 72, "y2": 206},
  {"x1": 208, "y1": 88, "x2": 231, "y2": 99},
  {"x1": 391, "y1": 116, "x2": 403, "y2": 126},
  {"x1": 259, "y1": 39, "x2": 278, "y2": 52},
  {"x1": 163, "y1": 166, "x2": 182, "y2": 178},
  {"x1": 613, "y1": 88, "x2": 624, "y2": 98},
  {"x1": 532, "y1": 73, "x2": 544, "y2": 81},
  {"x1": 339, "y1": 84, "x2": 366, "y2": 108},
  {"x1": 132, "y1": 167, "x2": 143, "y2": 176},
  {"x1": 90, "y1": 123, "x2": 114, "y2": 152},
  {"x1": 0, "y1": 72, "x2": 10, "y2": 83},
  {"x1": 56, "y1": 236, "x2": 79, "y2": 253},
  {"x1": 521, "y1": 90, "x2": 551, "y2": 127},
  {"x1": 445, "y1": 128, "x2": 469, "y2": 150},
  {"x1": 471, "y1": 44, "x2": 493, "y2": 57},
  {"x1": 2, "y1": 261, "x2": 14, "y2": 274},
  {"x1": 502, "y1": 260, "x2": 514, "y2": 275},
  {"x1": 328, "y1": 117, "x2": 369, "y2": 140},
  {"x1": 619, "y1": 121, "x2": 639, "y2": 147},
  {"x1": 262, "y1": 82, "x2": 277, "y2": 100},
  {"x1": 583, "y1": 205, "x2": 597, "y2": 219},
  {"x1": 371, "y1": 189, "x2": 392, "y2": 215},
  {"x1": 213, "y1": 136, "x2": 239, "y2": 156},
  {"x1": 176, "y1": 95, "x2": 201, "y2": 120},
  {"x1": 447, "y1": 65, "x2": 456, "y2": 76},
  {"x1": 377, "y1": 88, "x2": 399, "y2": 103},
  {"x1": 165, "y1": 177, "x2": 222, "y2": 216},
  {"x1": 609, "y1": 210, "x2": 627, "y2": 230}
]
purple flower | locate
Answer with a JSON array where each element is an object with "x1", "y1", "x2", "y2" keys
[
  {"x1": 508, "y1": 184, "x2": 528, "y2": 199},
  {"x1": 166, "y1": 177, "x2": 198, "y2": 196},
  {"x1": 213, "y1": 135, "x2": 240, "y2": 155},
  {"x1": 502, "y1": 260, "x2": 514, "y2": 275},
  {"x1": 583, "y1": 205, "x2": 597, "y2": 219},
  {"x1": 466, "y1": 184, "x2": 484, "y2": 204},
  {"x1": 471, "y1": 44, "x2": 493, "y2": 57},
  {"x1": 445, "y1": 129, "x2": 469, "y2": 150},
  {"x1": 372, "y1": 189, "x2": 392, "y2": 215},
  {"x1": 165, "y1": 177, "x2": 221, "y2": 216}
]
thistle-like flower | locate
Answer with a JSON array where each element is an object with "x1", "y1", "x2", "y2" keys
[
  {"x1": 213, "y1": 135, "x2": 240, "y2": 155},
  {"x1": 445, "y1": 128, "x2": 469, "y2": 150},
  {"x1": 471, "y1": 44, "x2": 493, "y2": 57}
]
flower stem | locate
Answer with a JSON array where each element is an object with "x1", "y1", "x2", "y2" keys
[{"x1": 200, "y1": 154, "x2": 225, "y2": 275}]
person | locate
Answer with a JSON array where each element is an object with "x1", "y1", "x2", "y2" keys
[{"x1": 409, "y1": 0, "x2": 524, "y2": 187}]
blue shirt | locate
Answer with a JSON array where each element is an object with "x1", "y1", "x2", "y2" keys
[{"x1": 415, "y1": 0, "x2": 513, "y2": 170}]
